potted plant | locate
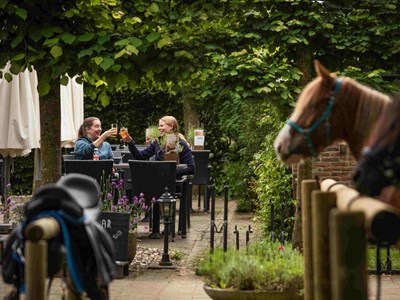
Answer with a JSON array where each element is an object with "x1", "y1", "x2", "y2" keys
[
  {"x1": 0, "y1": 183, "x2": 27, "y2": 232},
  {"x1": 197, "y1": 241, "x2": 304, "y2": 300},
  {"x1": 100, "y1": 178, "x2": 156, "y2": 264}
]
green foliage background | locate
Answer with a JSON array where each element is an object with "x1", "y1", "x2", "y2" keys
[{"x1": 2, "y1": 1, "x2": 400, "y2": 240}]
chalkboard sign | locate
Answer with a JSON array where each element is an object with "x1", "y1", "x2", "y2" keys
[{"x1": 98, "y1": 212, "x2": 130, "y2": 262}]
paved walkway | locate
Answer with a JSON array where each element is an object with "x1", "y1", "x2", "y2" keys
[{"x1": 1, "y1": 197, "x2": 400, "y2": 299}]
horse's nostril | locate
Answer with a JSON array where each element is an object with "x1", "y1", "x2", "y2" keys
[{"x1": 277, "y1": 143, "x2": 282, "y2": 154}]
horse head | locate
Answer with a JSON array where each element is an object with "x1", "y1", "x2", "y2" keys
[{"x1": 274, "y1": 60, "x2": 390, "y2": 164}]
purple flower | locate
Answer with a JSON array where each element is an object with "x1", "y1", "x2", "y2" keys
[
  {"x1": 151, "y1": 197, "x2": 157, "y2": 203},
  {"x1": 139, "y1": 193, "x2": 144, "y2": 198},
  {"x1": 107, "y1": 193, "x2": 113, "y2": 200},
  {"x1": 111, "y1": 205, "x2": 117, "y2": 212}
]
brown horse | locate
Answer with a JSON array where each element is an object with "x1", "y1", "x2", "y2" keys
[
  {"x1": 274, "y1": 60, "x2": 391, "y2": 164},
  {"x1": 353, "y1": 93, "x2": 400, "y2": 209}
]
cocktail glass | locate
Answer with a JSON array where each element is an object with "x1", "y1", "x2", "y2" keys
[{"x1": 120, "y1": 126, "x2": 128, "y2": 139}]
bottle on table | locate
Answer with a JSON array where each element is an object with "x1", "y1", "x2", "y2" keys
[{"x1": 93, "y1": 148, "x2": 100, "y2": 160}]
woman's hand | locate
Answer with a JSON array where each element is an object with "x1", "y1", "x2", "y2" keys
[
  {"x1": 103, "y1": 128, "x2": 117, "y2": 139},
  {"x1": 122, "y1": 131, "x2": 133, "y2": 143}
]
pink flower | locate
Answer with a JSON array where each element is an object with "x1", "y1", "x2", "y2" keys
[{"x1": 278, "y1": 245, "x2": 284, "y2": 251}]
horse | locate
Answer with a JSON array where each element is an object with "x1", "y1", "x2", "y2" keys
[
  {"x1": 353, "y1": 93, "x2": 400, "y2": 210},
  {"x1": 274, "y1": 60, "x2": 392, "y2": 164}
]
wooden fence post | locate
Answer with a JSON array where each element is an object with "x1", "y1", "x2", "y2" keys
[
  {"x1": 24, "y1": 217, "x2": 60, "y2": 299},
  {"x1": 312, "y1": 190, "x2": 336, "y2": 300},
  {"x1": 302, "y1": 179, "x2": 319, "y2": 300},
  {"x1": 329, "y1": 209, "x2": 368, "y2": 300}
]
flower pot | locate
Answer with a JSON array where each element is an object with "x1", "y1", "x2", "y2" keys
[
  {"x1": 203, "y1": 285, "x2": 303, "y2": 300},
  {"x1": 128, "y1": 229, "x2": 137, "y2": 264}
]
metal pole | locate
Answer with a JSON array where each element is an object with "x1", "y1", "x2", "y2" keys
[
  {"x1": 386, "y1": 245, "x2": 392, "y2": 274},
  {"x1": 210, "y1": 185, "x2": 215, "y2": 253},
  {"x1": 234, "y1": 225, "x2": 239, "y2": 250},
  {"x1": 280, "y1": 202, "x2": 285, "y2": 245},
  {"x1": 223, "y1": 185, "x2": 229, "y2": 252},
  {"x1": 246, "y1": 225, "x2": 252, "y2": 246},
  {"x1": 270, "y1": 199, "x2": 275, "y2": 242},
  {"x1": 160, "y1": 218, "x2": 172, "y2": 266}
]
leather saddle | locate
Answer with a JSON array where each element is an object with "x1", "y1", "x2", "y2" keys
[{"x1": 2, "y1": 173, "x2": 116, "y2": 299}]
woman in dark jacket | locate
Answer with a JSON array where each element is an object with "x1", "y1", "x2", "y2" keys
[{"x1": 121, "y1": 116, "x2": 195, "y2": 177}]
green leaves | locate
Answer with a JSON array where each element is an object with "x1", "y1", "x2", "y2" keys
[
  {"x1": 10, "y1": 36, "x2": 23, "y2": 49},
  {"x1": 99, "y1": 57, "x2": 114, "y2": 71},
  {"x1": 61, "y1": 33, "x2": 76, "y2": 45},
  {"x1": 15, "y1": 8, "x2": 27, "y2": 20},
  {"x1": 50, "y1": 46, "x2": 62, "y2": 58},
  {"x1": 78, "y1": 32, "x2": 95, "y2": 42}
]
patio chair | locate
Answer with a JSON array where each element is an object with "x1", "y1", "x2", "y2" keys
[
  {"x1": 64, "y1": 159, "x2": 114, "y2": 186},
  {"x1": 128, "y1": 160, "x2": 187, "y2": 239},
  {"x1": 192, "y1": 150, "x2": 212, "y2": 212}
]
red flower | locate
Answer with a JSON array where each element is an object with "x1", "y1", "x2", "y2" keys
[{"x1": 278, "y1": 245, "x2": 284, "y2": 251}]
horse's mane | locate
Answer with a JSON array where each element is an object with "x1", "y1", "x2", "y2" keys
[
  {"x1": 340, "y1": 77, "x2": 391, "y2": 148},
  {"x1": 368, "y1": 92, "x2": 400, "y2": 148}
]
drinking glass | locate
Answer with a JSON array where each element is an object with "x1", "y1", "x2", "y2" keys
[
  {"x1": 110, "y1": 123, "x2": 118, "y2": 136},
  {"x1": 120, "y1": 126, "x2": 128, "y2": 139}
]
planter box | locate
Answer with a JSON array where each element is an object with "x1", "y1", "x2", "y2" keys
[{"x1": 203, "y1": 285, "x2": 303, "y2": 300}]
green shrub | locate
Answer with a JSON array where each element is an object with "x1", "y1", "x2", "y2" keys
[{"x1": 198, "y1": 241, "x2": 304, "y2": 292}]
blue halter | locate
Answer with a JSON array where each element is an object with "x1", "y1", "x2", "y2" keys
[{"x1": 287, "y1": 78, "x2": 343, "y2": 157}]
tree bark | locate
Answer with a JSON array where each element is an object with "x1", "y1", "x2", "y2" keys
[
  {"x1": 182, "y1": 88, "x2": 199, "y2": 132},
  {"x1": 39, "y1": 82, "x2": 61, "y2": 185},
  {"x1": 291, "y1": 46, "x2": 314, "y2": 250}
]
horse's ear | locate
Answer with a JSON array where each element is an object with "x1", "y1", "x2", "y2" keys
[{"x1": 314, "y1": 60, "x2": 334, "y2": 85}]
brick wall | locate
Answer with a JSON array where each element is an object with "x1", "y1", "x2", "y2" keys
[{"x1": 292, "y1": 142, "x2": 357, "y2": 199}]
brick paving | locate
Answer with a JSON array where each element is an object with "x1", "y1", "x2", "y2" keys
[{"x1": 1, "y1": 197, "x2": 400, "y2": 299}]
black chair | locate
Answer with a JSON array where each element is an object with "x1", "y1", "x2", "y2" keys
[
  {"x1": 192, "y1": 150, "x2": 212, "y2": 212},
  {"x1": 62, "y1": 154, "x2": 75, "y2": 161},
  {"x1": 64, "y1": 160, "x2": 114, "y2": 186},
  {"x1": 128, "y1": 160, "x2": 187, "y2": 239},
  {"x1": 121, "y1": 151, "x2": 134, "y2": 163}
]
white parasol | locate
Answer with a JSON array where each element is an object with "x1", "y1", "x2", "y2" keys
[{"x1": 0, "y1": 63, "x2": 83, "y2": 208}]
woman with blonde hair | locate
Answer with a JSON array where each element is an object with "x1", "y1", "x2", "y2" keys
[{"x1": 122, "y1": 115, "x2": 195, "y2": 177}]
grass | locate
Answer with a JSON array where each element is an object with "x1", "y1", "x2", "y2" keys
[{"x1": 367, "y1": 245, "x2": 400, "y2": 271}]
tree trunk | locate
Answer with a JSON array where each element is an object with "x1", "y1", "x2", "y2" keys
[
  {"x1": 39, "y1": 82, "x2": 61, "y2": 185},
  {"x1": 182, "y1": 88, "x2": 199, "y2": 132},
  {"x1": 291, "y1": 46, "x2": 313, "y2": 250}
]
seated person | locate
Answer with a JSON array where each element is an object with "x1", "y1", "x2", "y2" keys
[
  {"x1": 121, "y1": 116, "x2": 195, "y2": 177},
  {"x1": 74, "y1": 117, "x2": 117, "y2": 160}
]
